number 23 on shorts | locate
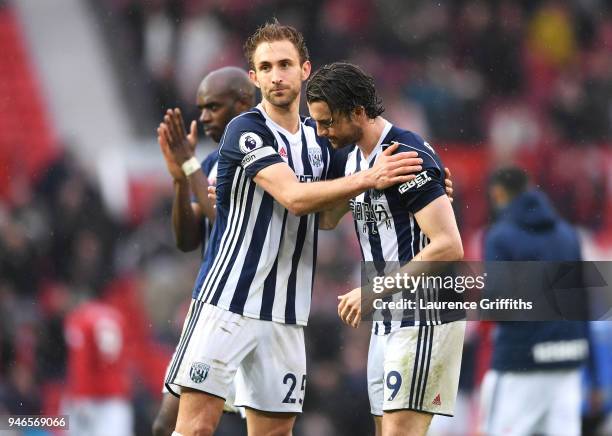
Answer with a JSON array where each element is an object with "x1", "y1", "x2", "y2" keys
[{"x1": 282, "y1": 373, "x2": 306, "y2": 405}]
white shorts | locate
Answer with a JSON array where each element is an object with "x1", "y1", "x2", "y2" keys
[
  {"x1": 62, "y1": 398, "x2": 133, "y2": 436},
  {"x1": 479, "y1": 369, "x2": 582, "y2": 436},
  {"x1": 368, "y1": 321, "x2": 465, "y2": 416},
  {"x1": 165, "y1": 300, "x2": 306, "y2": 413}
]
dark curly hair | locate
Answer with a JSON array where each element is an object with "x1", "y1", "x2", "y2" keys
[
  {"x1": 306, "y1": 62, "x2": 384, "y2": 119},
  {"x1": 244, "y1": 20, "x2": 309, "y2": 70}
]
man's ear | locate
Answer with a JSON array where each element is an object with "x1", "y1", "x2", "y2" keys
[
  {"x1": 235, "y1": 97, "x2": 253, "y2": 113},
  {"x1": 249, "y1": 70, "x2": 260, "y2": 89},
  {"x1": 301, "y1": 60, "x2": 312, "y2": 81},
  {"x1": 354, "y1": 106, "x2": 366, "y2": 120}
]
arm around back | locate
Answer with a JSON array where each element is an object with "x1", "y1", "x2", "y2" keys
[{"x1": 253, "y1": 143, "x2": 422, "y2": 216}]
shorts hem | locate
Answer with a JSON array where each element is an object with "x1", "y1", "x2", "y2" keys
[
  {"x1": 383, "y1": 406, "x2": 453, "y2": 417},
  {"x1": 165, "y1": 383, "x2": 180, "y2": 398},
  {"x1": 234, "y1": 404, "x2": 302, "y2": 414},
  {"x1": 165, "y1": 382, "x2": 227, "y2": 403}
]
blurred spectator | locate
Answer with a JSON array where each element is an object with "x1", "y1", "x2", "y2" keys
[
  {"x1": 0, "y1": 364, "x2": 42, "y2": 415},
  {"x1": 487, "y1": 101, "x2": 541, "y2": 163},
  {"x1": 528, "y1": 1, "x2": 577, "y2": 70},
  {"x1": 62, "y1": 294, "x2": 133, "y2": 436},
  {"x1": 479, "y1": 166, "x2": 590, "y2": 436}
]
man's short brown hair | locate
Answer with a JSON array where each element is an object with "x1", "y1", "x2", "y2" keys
[{"x1": 244, "y1": 20, "x2": 309, "y2": 70}]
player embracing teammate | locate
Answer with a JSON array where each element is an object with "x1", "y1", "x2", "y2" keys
[
  {"x1": 164, "y1": 22, "x2": 424, "y2": 436},
  {"x1": 307, "y1": 62, "x2": 465, "y2": 436}
]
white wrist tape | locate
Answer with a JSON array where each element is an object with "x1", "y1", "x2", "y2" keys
[{"x1": 181, "y1": 157, "x2": 201, "y2": 177}]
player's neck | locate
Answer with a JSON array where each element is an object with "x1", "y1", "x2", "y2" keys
[
  {"x1": 260, "y1": 98, "x2": 301, "y2": 134},
  {"x1": 356, "y1": 117, "x2": 387, "y2": 160}
]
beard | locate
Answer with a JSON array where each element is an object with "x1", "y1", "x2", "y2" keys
[
  {"x1": 263, "y1": 85, "x2": 300, "y2": 108},
  {"x1": 329, "y1": 124, "x2": 363, "y2": 149}
]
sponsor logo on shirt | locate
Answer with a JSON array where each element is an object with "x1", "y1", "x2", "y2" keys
[
  {"x1": 241, "y1": 153, "x2": 256, "y2": 167},
  {"x1": 349, "y1": 200, "x2": 390, "y2": 223},
  {"x1": 298, "y1": 174, "x2": 321, "y2": 183},
  {"x1": 398, "y1": 170, "x2": 431, "y2": 194}
]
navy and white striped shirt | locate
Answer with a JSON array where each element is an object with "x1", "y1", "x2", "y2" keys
[
  {"x1": 330, "y1": 121, "x2": 464, "y2": 335},
  {"x1": 192, "y1": 104, "x2": 331, "y2": 325}
]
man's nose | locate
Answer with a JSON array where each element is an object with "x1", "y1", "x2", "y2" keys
[
  {"x1": 271, "y1": 67, "x2": 283, "y2": 84},
  {"x1": 316, "y1": 124, "x2": 328, "y2": 137},
  {"x1": 200, "y1": 109, "x2": 212, "y2": 123}
]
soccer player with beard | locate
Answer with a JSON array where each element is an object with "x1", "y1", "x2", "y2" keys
[
  {"x1": 307, "y1": 62, "x2": 466, "y2": 436},
  {"x1": 153, "y1": 67, "x2": 255, "y2": 436},
  {"x1": 164, "y1": 22, "x2": 424, "y2": 436}
]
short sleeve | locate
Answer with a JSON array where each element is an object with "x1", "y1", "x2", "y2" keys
[
  {"x1": 394, "y1": 139, "x2": 446, "y2": 213},
  {"x1": 219, "y1": 116, "x2": 284, "y2": 178}
]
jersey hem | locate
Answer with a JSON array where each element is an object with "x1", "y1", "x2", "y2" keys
[
  {"x1": 371, "y1": 312, "x2": 466, "y2": 336},
  {"x1": 204, "y1": 301, "x2": 309, "y2": 327}
]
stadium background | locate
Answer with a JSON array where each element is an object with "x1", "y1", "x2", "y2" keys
[{"x1": 0, "y1": 0, "x2": 611, "y2": 434}]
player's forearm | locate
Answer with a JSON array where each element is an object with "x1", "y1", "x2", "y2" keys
[
  {"x1": 286, "y1": 170, "x2": 374, "y2": 216},
  {"x1": 172, "y1": 180, "x2": 201, "y2": 252},
  {"x1": 319, "y1": 201, "x2": 350, "y2": 230},
  {"x1": 187, "y1": 170, "x2": 216, "y2": 222},
  {"x1": 410, "y1": 233, "x2": 464, "y2": 263}
]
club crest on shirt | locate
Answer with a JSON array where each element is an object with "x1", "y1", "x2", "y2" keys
[
  {"x1": 239, "y1": 132, "x2": 263, "y2": 154},
  {"x1": 307, "y1": 146, "x2": 323, "y2": 168},
  {"x1": 189, "y1": 362, "x2": 210, "y2": 384}
]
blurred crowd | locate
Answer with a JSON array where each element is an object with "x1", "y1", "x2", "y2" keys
[
  {"x1": 104, "y1": 0, "x2": 612, "y2": 146},
  {"x1": 102, "y1": 0, "x2": 612, "y2": 234},
  {"x1": 0, "y1": 149, "x2": 204, "y2": 434},
  {"x1": 1, "y1": 0, "x2": 611, "y2": 435}
]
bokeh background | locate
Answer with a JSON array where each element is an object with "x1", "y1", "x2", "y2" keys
[{"x1": 0, "y1": 0, "x2": 611, "y2": 435}]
